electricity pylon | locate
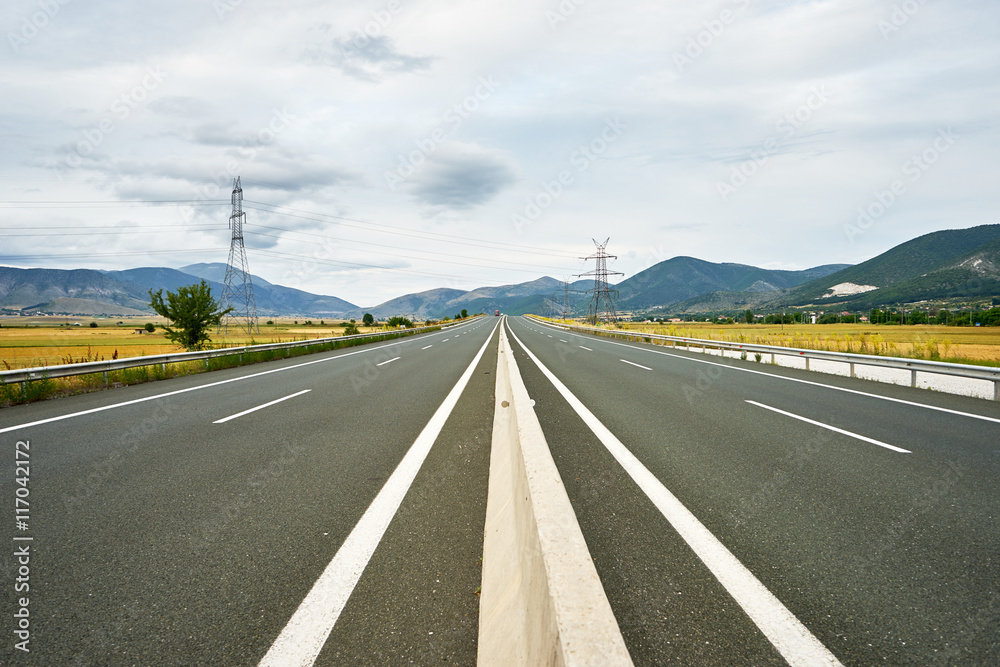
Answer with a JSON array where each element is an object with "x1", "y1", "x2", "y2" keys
[{"x1": 219, "y1": 176, "x2": 258, "y2": 335}]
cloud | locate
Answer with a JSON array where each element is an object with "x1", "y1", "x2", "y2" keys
[
  {"x1": 405, "y1": 143, "x2": 518, "y2": 210},
  {"x1": 302, "y1": 30, "x2": 434, "y2": 81}
]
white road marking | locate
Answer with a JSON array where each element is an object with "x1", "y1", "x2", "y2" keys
[
  {"x1": 421, "y1": 345, "x2": 433, "y2": 350},
  {"x1": 620, "y1": 359, "x2": 652, "y2": 371},
  {"x1": 442, "y1": 338, "x2": 450, "y2": 342},
  {"x1": 0, "y1": 339, "x2": 412, "y2": 436},
  {"x1": 560, "y1": 339, "x2": 568, "y2": 343},
  {"x1": 213, "y1": 390, "x2": 312, "y2": 424},
  {"x1": 507, "y1": 324, "x2": 844, "y2": 667},
  {"x1": 579, "y1": 346, "x2": 592, "y2": 351},
  {"x1": 259, "y1": 318, "x2": 501, "y2": 667},
  {"x1": 376, "y1": 357, "x2": 401, "y2": 367},
  {"x1": 746, "y1": 400, "x2": 911, "y2": 454},
  {"x1": 526, "y1": 317, "x2": 1000, "y2": 425}
]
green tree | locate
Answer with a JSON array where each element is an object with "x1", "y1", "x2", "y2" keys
[
  {"x1": 386, "y1": 316, "x2": 413, "y2": 328},
  {"x1": 461, "y1": 309, "x2": 468, "y2": 318},
  {"x1": 148, "y1": 281, "x2": 230, "y2": 350},
  {"x1": 343, "y1": 322, "x2": 360, "y2": 336},
  {"x1": 744, "y1": 309, "x2": 753, "y2": 324},
  {"x1": 362, "y1": 313, "x2": 374, "y2": 326},
  {"x1": 144, "y1": 322, "x2": 155, "y2": 333}
]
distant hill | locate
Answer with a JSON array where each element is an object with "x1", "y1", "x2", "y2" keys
[
  {"x1": 1, "y1": 264, "x2": 357, "y2": 316},
  {"x1": 348, "y1": 277, "x2": 575, "y2": 319},
  {"x1": 782, "y1": 224, "x2": 1000, "y2": 308},
  {"x1": 0, "y1": 267, "x2": 151, "y2": 314},
  {"x1": 610, "y1": 257, "x2": 849, "y2": 312}
]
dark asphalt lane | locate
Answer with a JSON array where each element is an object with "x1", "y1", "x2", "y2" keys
[
  {"x1": 507, "y1": 316, "x2": 1000, "y2": 666},
  {"x1": 0, "y1": 318, "x2": 498, "y2": 665}
]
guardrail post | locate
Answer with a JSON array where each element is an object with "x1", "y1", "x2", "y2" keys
[
  {"x1": 805, "y1": 357, "x2": 810, "y2": 371},
  {"x1": 911, "y1": 369, "x2": 918, "y2": 388},
  {"x1": 771, "y1": 352, "x2": 775, "y2": 364},
  {"x1": 102, "y1": 371, "x2": 108, "y2": 387},
  {"x1": 850, "y1": 362, "x2": 856, "y2": 378},
  {"x1": 995, "y1": 381, "x2": 999, "y2": 402}
]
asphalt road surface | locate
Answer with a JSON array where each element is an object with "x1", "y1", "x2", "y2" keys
[
  {"x1": 505, "y1": 315, "x2": 1000, "y2": 666},
  {"x1": 2, "y1": 313, "x2": 998, "y2": 665}
]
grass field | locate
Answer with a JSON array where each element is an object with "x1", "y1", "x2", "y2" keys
[
  {"x1": 546, "y1": 319, "x2": 1000, "y2": 366},
  {"x1": 0, "y1": 316, "x2": 387, "y2": 371}
]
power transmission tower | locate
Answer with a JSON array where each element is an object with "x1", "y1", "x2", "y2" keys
[
  {"x1": 577, "y1": 238, "x2": 624, "y2": 325},
  {"x1": 219, "y1": 176, "x2": 258, "y2": 336},
  {"x1": 551, "y1": 278, "x2": 581, "y2": 321}
]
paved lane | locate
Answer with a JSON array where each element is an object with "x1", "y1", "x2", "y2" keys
[
  {"x1": 0, "y1": 319, "x2": 498, "y2": 665},
  {"x1": 507, "y1": 315, "x2": 1000, "y2": 665}
]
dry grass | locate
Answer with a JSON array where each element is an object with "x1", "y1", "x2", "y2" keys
[
  {"x1": 547, "y1": 319, "x2": 1000, "y2": 366},
  {"x1": 0, "y1": 316, "x2": 384, "y2": 371}
]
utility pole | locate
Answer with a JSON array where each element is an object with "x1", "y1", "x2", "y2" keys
[
  {"x1": 219, "y1": 176, "x2": 258, "y2": 336},
  {"x1": 577, "y1": 238, "x2": 624, "y2": 325}
]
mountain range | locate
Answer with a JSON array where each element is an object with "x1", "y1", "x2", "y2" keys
[{"x1": 2, "y1": 224, "x2": 998, "y2": 319}]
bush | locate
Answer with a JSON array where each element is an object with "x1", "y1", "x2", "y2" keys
[{"x1": 90, "y1": 321, "x2": 98, "y2": 328}]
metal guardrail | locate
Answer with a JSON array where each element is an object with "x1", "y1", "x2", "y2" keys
[
  {"x1": 527, "y1": 316, "x2": 1000, "y2": 401},
  {"x1": 0, "y1": 324, "x2": 444, "y2": 385}
]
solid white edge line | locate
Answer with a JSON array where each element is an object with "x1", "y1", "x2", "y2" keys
[
  {"x1": 258, "y1": 318, "x2": 501, "y2": 667},
  {"x1": 746, "y1": 400, "x2": 911, "y2": 454},
  {"x1": 506, "y1": 321, "x2": 844, "y2": 667},
  {"x1": 527, "y1": 317, "x2": 1000, "y2": 425},
  {"x1": 213, "y1": 390, "x2": 312, "y2": 424},
  {"x1": 620, "y1": 359, "x2": 652, "y2": 371},
  {"x1": 376, "y1": 357, "x2": 401, "y2": 367},
  {"x1": 0, "y1": 338, "x2": 415, "y2": 436}
]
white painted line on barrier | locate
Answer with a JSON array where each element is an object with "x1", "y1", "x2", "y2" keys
[
  {"x1": 214, "y1": 390, "x2": 312, "y2": 424},
  {"x1": 746, "y1": 401, "x2": 910, "y2": 454},
  {"x1": 527, "y1": 318, "x2": 1000, "y2": 425},
  {"x1": 258, "y1": 318, "x2": 501, "y2": 667},
  {"x1": 376, "y1": 357, "x2": 401, "y2": 367},
  {"x1": 507, "y1": 327, "x2": 844, "y2": 667},
  {"x1": 620, "y1": 359, "x2": 652, "y2": 371}
]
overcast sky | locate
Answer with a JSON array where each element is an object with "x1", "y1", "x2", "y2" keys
[{"x1": 1, "y1": 0, "x2": 997, "y2": 306}]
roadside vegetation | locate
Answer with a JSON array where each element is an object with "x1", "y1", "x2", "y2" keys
[
  {"x1": 0, "y1": 315, "x2": 441, "y2": 407},
  {"x1": 540, "y1": 318, "x2": 1000, "y2": 368}
]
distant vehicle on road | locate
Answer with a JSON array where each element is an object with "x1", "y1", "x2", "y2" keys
[{"x1": 495, "y1": 310, "x2": 500, "y2": 316}]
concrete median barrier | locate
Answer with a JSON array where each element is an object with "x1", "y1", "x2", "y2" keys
[{"x1": 478, "y1": 323, "x2": 632, "y2": 666}]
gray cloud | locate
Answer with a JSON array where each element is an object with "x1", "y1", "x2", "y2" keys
[
  {"x1": 302, "y1": 31, "x2": 434, "y2": 81},
  {"x1": 406, "y1": 144, "x2": 517, "y2": 210}
]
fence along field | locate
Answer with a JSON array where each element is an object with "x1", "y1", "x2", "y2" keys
[{"x1": 560, "y1": 321, "x2": 1000, "y2": 367}]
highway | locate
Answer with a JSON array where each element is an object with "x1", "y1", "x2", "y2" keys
[
  {"x1": 505, "y1": 315, "x2": 1000, "y2": 666},
  {"x1": 1, "y1": 313, "x2": 998, "y2": 665},
  {"x1": 1, "y1": 318, "x2": 500, "y2": 666}
]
